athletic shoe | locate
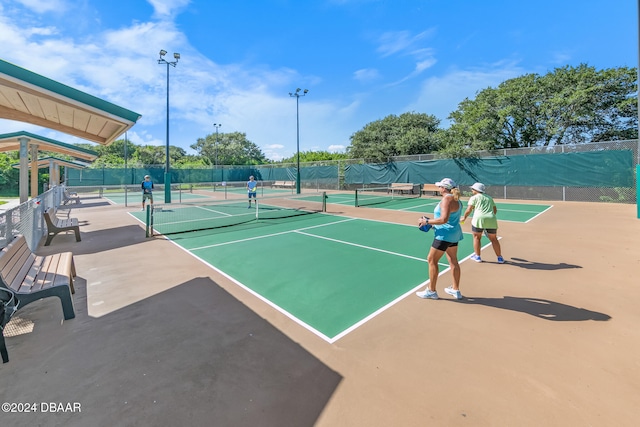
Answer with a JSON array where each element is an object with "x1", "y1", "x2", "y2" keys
[
  {"x1": 247, "y1": 205, "x2": 251, "y2": 209},
  {"x1": 470, "y1": 254, "x2": 482, "y2": 263},
  {"x1": 444, "y1": 286, "x2": 462, "y2": 300},
  {"x1": 497, "y1": 256, "x2": 505, "y2": 264},
  {"x1": 416, "y1": 290, "x2": 439, "y2": 299},
  {"x1": 141, "y1": 208, "x2": 145, "y2": 211}
]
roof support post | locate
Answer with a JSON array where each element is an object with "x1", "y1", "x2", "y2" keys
[
  {"x1": 48, "y1": 159, "x2": 56, "y2": 188},
  {"x1": 30, "y1": 144, "x2": 39, "y2": 199},
  {"x1": 18, "y1": 137, "x2": 29, "y2": 203}
]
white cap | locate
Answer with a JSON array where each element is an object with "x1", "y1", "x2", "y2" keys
[
  {"x1": 471, "y1": 182, "x2": 485, "y2": 193},
  {"x1": 434, "y1": 178, "x2": 457, "y2": 190}
]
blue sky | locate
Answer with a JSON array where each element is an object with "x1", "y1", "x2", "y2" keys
[{"x1": 0, "y1": 0, "x2": 636, "y2": 160}]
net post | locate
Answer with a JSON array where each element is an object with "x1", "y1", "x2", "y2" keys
[
  {"x1": 145, "y1": 204, "x2": 151, "y2": 237},
  {"x1": 355, "y1": 189, "x2": 359, "y2": 207},
  {"x1": 322, "y1": 191, "x2": 327, "y2": 212}
]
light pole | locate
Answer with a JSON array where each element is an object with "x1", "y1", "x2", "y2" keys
[
  {"x1": 158, "y1": 49, "x2": 180, "y2": 203},
  {"x1": 213, "y1": 123, "x2": 222, "y2": 169},
  {"x1": 288, "y1": 88, "x2": 308, "y2": 194}
]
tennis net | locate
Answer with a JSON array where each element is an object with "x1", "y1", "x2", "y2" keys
[
  {"x1": 355, "y1": 185, "x2": 421, "y2": 207},
  {"x1": 146, "y1": 192, "x2": 326, "y2": 236}
]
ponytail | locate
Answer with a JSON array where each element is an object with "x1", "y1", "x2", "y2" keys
[{"x1": 451, "y1": 187, "x2": 461, "y2": 201}]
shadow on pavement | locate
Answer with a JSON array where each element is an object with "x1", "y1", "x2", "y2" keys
[
  {"x1": 507, "y1": 257, "x2": 582, "y2": 270},
  {"x1": 459, "y1": 296, "x2": 611, "y2": 321},
  {"x1": 0, "y1": 277, "x2": 342, "y2": 427}
]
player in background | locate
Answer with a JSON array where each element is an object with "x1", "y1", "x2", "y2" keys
[
  {"x1": 461, "y1": 182, "x2": 504, "y2": 263},
  {"x1": 141, "y1": 175, "x2": 154, "y2": 211},
  {"x1": 247, "y1": 176, "x2": 257, "y2": 208}
]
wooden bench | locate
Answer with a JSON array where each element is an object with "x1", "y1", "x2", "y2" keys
[
  {"x1": 43, "y1": 208, "x2": 81, "y2": 246},
  {"x1": 0, "y1": 235, "x2": 76, "y2": 363},
  {"x1": 62, "y1": 189, "x2": 80, "y2": 205},
  {"x1": 272, "y1": 180, "x2": 296, "y2": 188},
  {"x1": 390, "y1": 182, "x2": 415, "y2": 194},
  {"x1": 422, "y1": 184, "x2": 440, "y2": 196}
]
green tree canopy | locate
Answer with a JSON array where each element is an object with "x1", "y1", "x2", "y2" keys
[
  {"x1": 191, "y1": 131, "x2": 266, "y2": 165},
  {"x1": 280, "y1": 150, "x2": 350, "y2": 163},
  {"x1": 347, "y1": 112, "x2": 441, "y2": 162},
  {"x1": 445, "y1": 64, "x2": 638, "y2": 149}
]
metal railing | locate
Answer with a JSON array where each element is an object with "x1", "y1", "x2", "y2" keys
[{"x1": 0, "y1": 186, "x2": 65, "y2": 250}]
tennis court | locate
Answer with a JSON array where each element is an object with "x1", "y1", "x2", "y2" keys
[{"x1": 130, "y1": 197, "x2": 491, "y2": 342}]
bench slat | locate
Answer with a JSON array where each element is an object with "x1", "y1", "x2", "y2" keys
[{"x1": 3, "y1": 244, "x2": 34, "y2": 288}]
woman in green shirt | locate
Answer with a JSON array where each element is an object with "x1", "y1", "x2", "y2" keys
[{"x1": 461, "y1": 183, "x2": 504, "y2": 263}]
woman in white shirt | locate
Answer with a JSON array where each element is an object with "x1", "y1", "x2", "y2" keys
[{"x1": 461, "y1": 183, "x2": 504, "y2": 264}]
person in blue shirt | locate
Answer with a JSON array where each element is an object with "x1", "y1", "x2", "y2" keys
[
  {"x1": 247, "y1": 176, "x2": 257, "y2": 208},
  {"x1": 141, "y1": 175, "x2": 154, "y2": 211},
  {"x1": 416, "y1": 178, "x2": 464, "y2": 300}
]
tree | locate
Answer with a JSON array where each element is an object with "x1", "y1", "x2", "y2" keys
[
  {"x1": 85, "y1": 139, "x2": 139, "y2": 166},
  {"x1": 347, "y1": 112, "x2": 441, "y2": 162},
  {"x1": 444, "y1": 64, "x2": 638, "y2": 150},
  {"x1": 191, "y1": 131, "x2": 266, "y2": 165},
  {"x1": 0, "y1": 151, "x2": 20, "y2": 195},
  {"x1": 280, "y1": 150, "x2": 350, "y2": 163}
]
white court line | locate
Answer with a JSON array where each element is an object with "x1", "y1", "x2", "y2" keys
[
  {"x1": 189, "y1": 217, "x2": 357, "y2": 251},
  {"x1": 156, "y1": 212, "x2": 255, "y2": 227},
  {"x1": 328, "y1": 199, "x2": 355, "y2": 206},
  {"x1": 163, "y1": 239, "x2": 337, "y2": 343},
  {"x1": 398, "y1": 201, "x2": 439, "y2": 211},
  {"x1": 524, "y1": 205, "x2": 554, "y2": 223},
  {"x1": 294, "y1": 230, "x2": 428, "y2": 263},
  {"x1": 146, "y1": 213, "x2": 477, "y2": 343},
  {"x1": 196, "y1": 205, "x2": 235, "y2": 216}
]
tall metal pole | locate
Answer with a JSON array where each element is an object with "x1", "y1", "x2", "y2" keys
[
  {"x1": 289, "y1": 88, "x2": 308, "y2": 194},
  {"x1": 158, "y1": 50, "x2": 180, "y2": 203},
  {"x1": 124, "y1": 132, "x2": 128, "y2": 207},
  {"x1": 296, "y1": 95, "x2": 300, "y2": 194},
  {"x1": 165, "y1": 61, "x2": 170, "y2": 203}
]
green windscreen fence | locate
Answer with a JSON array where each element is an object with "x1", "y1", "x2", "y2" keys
[
  {"x1": 66, "y1": 164, "x2": 339, "y2": 187},
  {"x1": 344, "y1": 150, "x2": 634, "y2": 188}
]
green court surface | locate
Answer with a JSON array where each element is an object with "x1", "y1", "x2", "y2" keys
[
  {"x1": 325, "y1": 192, "x2": 552, "y2": 223},
  {"x1": 130, "y1": 209, "x2": 488, "y2": 342}
]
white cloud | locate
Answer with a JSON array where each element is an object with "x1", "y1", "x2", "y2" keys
[
  {"x1": 353, "y1": 68, "x2": 380, "y2": 83},
  {"x1": 328, "y1": 145, "x2": 346, "y2": 153},
  {"x1": 405, "y1": 61, "x2": 526, "y2": 126},
  {"x1": 13, "y1": 0, "x2": 66, "y2": 13},
  {"x1": 376, "y1": 29, "x2": 434, "y2": 58},
  {"x1": 146, "y1": 0, "x2": 192, "y2": 18}
]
